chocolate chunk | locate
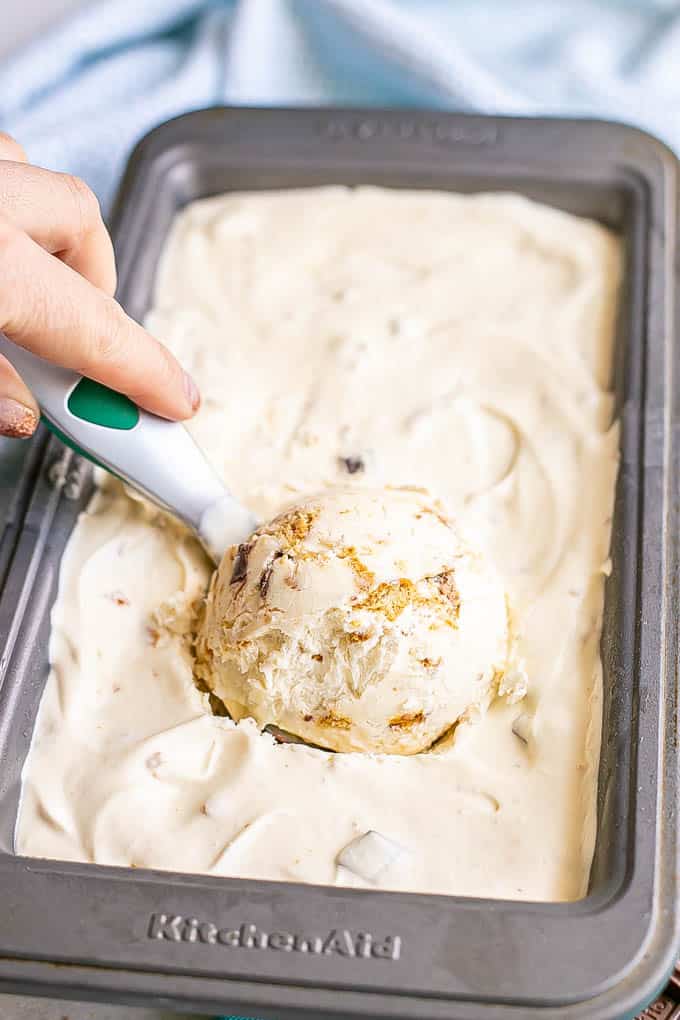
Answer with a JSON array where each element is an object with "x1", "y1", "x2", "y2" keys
[
  {"x1": 230, "y1": 543, "x2": 250, "y2": 584},
  {"x1": 512, "y1": 713, "x2": 531, "y2": 745},
  {"x1": 208, "y1": 693, "x2": 229, "y2": 718},
  {"x1": 666, "y1": 965, "x2": 680, "y2": 1006},
  {"x1": 259, "y1": 562, "x2": 274, "y2": 598},
  {"x1": 259, "y1": 550, "x2": 283, "y2": 598},
  {"x1": 339, "y1": 455, "x2": 365, "y2": 475},
  {"x1": 635, "y1": 994, "x2": 678, "y2": 1018},
  {"x1": 265, "y1": 724, "x2": 310, "y2": 746}
]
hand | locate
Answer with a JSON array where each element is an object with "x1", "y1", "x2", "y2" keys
[{"x1": 0, "y1": 133, "x2": 200, "y2": 438}]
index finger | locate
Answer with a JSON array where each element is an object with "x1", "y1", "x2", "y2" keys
[
  {"x1": 0, "y1": 215, "x2": 200, "y2": 421},
  {"x1": 0, "y1": 133, "x2": 28, "y2": 163},
  {"x1": 0, "y1": 162, "x2": 116, "y2": 295}
]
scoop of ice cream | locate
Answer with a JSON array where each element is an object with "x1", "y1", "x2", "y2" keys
[{"x1": 195, "y1": 487, "x2": 513, "y2": 754}]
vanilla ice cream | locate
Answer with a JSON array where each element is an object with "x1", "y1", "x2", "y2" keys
[
  {"x1": 196, "y1": 487, "x2": 515, "y2": 754},
  {"x1": 15, "y1": 188, "x2": 621, "y2": 901}
]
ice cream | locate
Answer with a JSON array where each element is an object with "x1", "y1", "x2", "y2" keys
[
  {"x1": 196, "y1": 486, "x2": 516, "y2": 754},
  {"x1": 15, "y1": 187, "x2": 621, "y2": 901}
]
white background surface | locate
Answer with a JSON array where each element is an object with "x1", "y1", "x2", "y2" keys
[
  {"x1": 0, "y1": 4, "x2": 211, "y2": 1018},
  {"x1": 1, "y1": 0, "x2": 87, "y2": 58}
]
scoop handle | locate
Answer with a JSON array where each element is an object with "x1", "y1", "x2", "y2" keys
[{"x1": 0, "y1": 336, "x2": 226, "y2": 533}]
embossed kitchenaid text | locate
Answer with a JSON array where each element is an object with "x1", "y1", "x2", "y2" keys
[
  {"x1": 317, "y1": 115, "x2": 498, "y2": 147},
  {"x1": 148, "y1": 914, "x2": 401, "y2": 960}
]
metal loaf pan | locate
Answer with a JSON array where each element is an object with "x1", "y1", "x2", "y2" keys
[{"x1": 0, "y1": 108, "x2": 677, "y2": 1020}]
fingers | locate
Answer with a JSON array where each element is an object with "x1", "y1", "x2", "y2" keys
[
  {"x1": 0, "y1": 354, "x2": 39, "y2": 439},
  {"x1": 0, "y1": 132, "x2": 27, "y2": 163},
  {"x1": 0, "y1": 162, "x2": 116, "y2": 295},
  {"x1": 0, "y1": 132, "x2": 197, "y2": 425},
  {"x1": 0, "y1": 216, "x2": 200, "y2": 421}
]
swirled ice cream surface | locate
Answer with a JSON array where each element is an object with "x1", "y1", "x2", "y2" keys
[{"x1": 16, "y1": 188, "x2": 620, "y2": 900}]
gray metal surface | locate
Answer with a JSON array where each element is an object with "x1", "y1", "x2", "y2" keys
[
  {"x1": 0, "y1": 992, "x2": 196, "y2": 1020},
  {"x1": 0, "y1": 108, "x2": 677, "y2": 1020}
]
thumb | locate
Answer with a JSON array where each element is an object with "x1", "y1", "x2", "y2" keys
[{"x1": 0, "y1": 351, "x2": 40, "y2": 438}]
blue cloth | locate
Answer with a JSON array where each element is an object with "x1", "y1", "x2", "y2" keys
[
  {"x1": 1, "y1": 3, "x2": 677, "y2": 1018},
  {"x1": 1, "y1": 0, "x2": 680, "y2": 213}
]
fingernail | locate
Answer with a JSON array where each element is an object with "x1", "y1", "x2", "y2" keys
[
  {"x1": 183, "y1": 372, "x2": 201, "y2": 414},
  {"x1": 0, "y1": 398, "x2": 38, "y2": 439}
]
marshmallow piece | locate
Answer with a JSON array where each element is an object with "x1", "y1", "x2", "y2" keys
[{"x1": 336, "y1": 830, "x2": 407, "y2": 883}]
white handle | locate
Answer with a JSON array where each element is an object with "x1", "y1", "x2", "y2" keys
[{"x1": 0, "y1": 336, "x2": 254, "y2": 552}]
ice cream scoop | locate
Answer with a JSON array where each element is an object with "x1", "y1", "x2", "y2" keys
[
  {"x1": 195, "y1": 486, "x2": 517, "y2": 755},
  {"x1": 0, "y1": 337, "x2": 256, "y2": 561}
]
